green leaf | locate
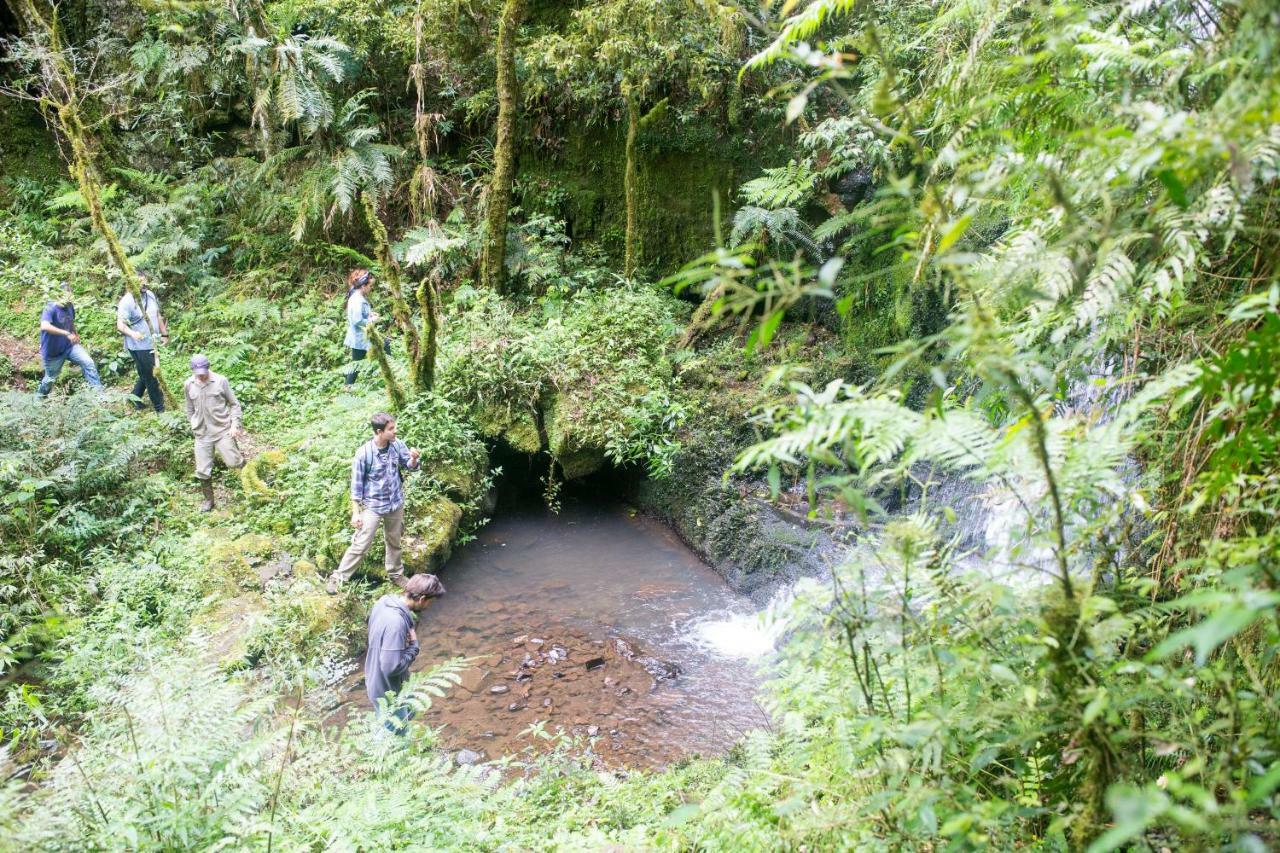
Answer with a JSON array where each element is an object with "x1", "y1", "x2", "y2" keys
[
  {"x1": 1152, "y1": 605, "x2": 1261, "y2": 666},
  {"x1": 1156, "y1": 169, "x2": 1188, "y2": 207},
  {"x1": 936, "y1": 214, "x2": 972, "y2": 253},
  {"x1": 662, "y1": 803, "x2": 700, "y2": 826},
  {"x1": 747, "y1": 309, "x2": 785, "y2": 353},
  {"x1": 1082, "y1": 688, "x2": 1108, "y2": 725}
]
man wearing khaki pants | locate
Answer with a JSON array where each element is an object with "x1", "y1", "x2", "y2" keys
[
  {"x1": 184, "y1": 355, "x2": 245, "y2": 511},
  {"x1": 328, "y1": 412, "x2": 422, "y2": 595}
]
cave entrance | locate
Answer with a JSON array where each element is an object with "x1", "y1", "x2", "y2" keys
[{"x1": 486, "y1": 441, "x2": 644, "y2": 513}]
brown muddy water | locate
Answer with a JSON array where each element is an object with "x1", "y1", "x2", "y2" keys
[{"x1": 325, "y1": 502, "x2": 774, "y2": 769}]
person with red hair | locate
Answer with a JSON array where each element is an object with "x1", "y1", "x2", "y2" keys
[{"x1": 343, "y1": 268, "x2": 379, "y2": 389}]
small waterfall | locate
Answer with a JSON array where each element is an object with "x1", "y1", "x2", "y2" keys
[{"x1": 682, "y1": 585, "x2": 795, "y2": 659}]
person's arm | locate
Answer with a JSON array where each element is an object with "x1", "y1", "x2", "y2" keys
[
  {"x1": 184, "y1": 383, "x2": 195, "y2": 420},
  {"x1": 390, "y1": 629, "x2": 420, "y2": 678},
  {"x1": 116, "y1": 298, "x2": 144, "y2": 341},
  {"x1": 350, "y1": 449, "x2": 367, "y2": 528},
  {"x1": 156, "y1": 299, "x2": 168, "y2": 342},
  {"x1": 222, "y1": 378, "x2": 243, "y2": 429},
  {"x1": 40, "y1": 321, "x2": 70, "y2": 337},
  {"x1": 398, "y1": 440, "x2": 422, "y2": 472}
]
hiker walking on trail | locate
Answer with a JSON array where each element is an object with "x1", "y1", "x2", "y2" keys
[
  {"x1": 343, "y1": 268, "x2": 379, "y2": 390},
  {"x1": 183, "y1": 355, "x2": 244, "y2": 512},
  {"x1": 37, "y1": 282, "x2": 102, "y2": 397},
  {"x1": 327, "y1": 412, "x2": 422, "y2": 594},
  {"x1": 116, "y1": 276, "x2": 168, "y2": 412},
  {"x1": 365, "y1": 572, "x2": 446, "y2": 733}
]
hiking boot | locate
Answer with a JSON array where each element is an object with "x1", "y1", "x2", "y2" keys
[
  {"x1": 390, "y1": 574, "x2": 408, "y2": 590},
  {"x1": 199, "y1": 478, "x2": 215, "y2": 512},
  {"x1": 326, "y1": 575, "x2": 340, "y2": 595}
]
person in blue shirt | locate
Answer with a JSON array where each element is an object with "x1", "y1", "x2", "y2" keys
[
  {"x1": 115, "y1": 275, "x2": 168, "y2": 412},
  {"x1": 327, "y1": 412, "x2": 422, "y2": 595},
  {"x1": 343, "y1": 268, "x2": 379, "y2": 389},
  {"x1": 37, "y1": 282, "x2": 102, "y2": 397},
  {"x1": 365, "y1": 572, "x2": 445, "y2": 733}
]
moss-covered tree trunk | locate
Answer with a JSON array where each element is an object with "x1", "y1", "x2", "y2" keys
[
  {"x1": 624, "y1": 84, "x2": 640, "y2": 281},
  {"x1": 416, "y1": 275, "x2": 439, "y2": 392},
  {"x1": 13, "y1": 0, "x2": 174, "y2": 407},
  {"x1": 480, "y1": 0, "x2": 523, "y2": 294}
]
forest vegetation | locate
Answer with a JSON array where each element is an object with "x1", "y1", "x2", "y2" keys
[{"x1": 0, "y1": 0, "x2": 1278, "y2": 849}]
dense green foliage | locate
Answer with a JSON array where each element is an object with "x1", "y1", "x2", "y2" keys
[{"x1": 1, "y1": 0, "x2": 1278, "y2": 849}]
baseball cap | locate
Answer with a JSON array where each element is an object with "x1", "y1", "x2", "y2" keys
[{"x1": 190, "y1": 354, "x2": 211, "y2": 375}]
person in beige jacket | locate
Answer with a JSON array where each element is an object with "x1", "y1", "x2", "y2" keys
[{"x1": 183, "y1": 354, "x2": 244, "y2": 511}]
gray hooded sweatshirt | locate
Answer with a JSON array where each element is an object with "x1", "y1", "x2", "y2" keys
[{"x1": 364, "y1": 595, "x2": 419, "y2": 707}]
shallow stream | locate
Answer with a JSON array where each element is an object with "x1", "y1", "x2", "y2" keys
[{"x1": 328, "y1": 500, "x2": 773, "y2": 769}]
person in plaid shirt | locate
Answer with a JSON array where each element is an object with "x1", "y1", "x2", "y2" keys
[{"x1": 327, "y1": 412, "x2": 422, "y2": 594}]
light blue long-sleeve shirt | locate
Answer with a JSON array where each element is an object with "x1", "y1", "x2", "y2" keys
[{"x1": 344, "y1": 289, "x2": 372, "y2": 350}]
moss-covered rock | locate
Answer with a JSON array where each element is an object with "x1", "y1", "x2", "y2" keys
[
  {"x1": 403, "y1": 495, "x2": 463, "y2": 573},
  {"x1": 240, "y1": 449, "x2": 286, "y2": 502},
  {"x1": 542, "y1": 393, "x2": 606, "y2": 480},
  {"x1": 205, "y1": 533, "x2": 278, "y2": 592},
  {"x1": 475, "y1": 401, "x2": 543, "y2": 455}
]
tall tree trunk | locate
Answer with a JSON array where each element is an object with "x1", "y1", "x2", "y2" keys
[
  {"x1": 480, "y1": 0, "x2": 523, "y2": 294},
  {"x1": 12, "y1": 0, "x2": 174, "y2": 407},
  {"x1": 361, "y1": 196, "x2": 419, "y2": 399},
  {"x1": 415, "y1": 275, "x2": 440, "y2": 392},
  {"x1": 364, "y1": 324, "x2": 405, "y2": 411},
  {"x1": 624, "y1": 83, "x2": 639, "y2": 281}
]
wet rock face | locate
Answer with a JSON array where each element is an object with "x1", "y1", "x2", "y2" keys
[{"x1": 635, "y1": 456, "x2": 850, "y2": 604}]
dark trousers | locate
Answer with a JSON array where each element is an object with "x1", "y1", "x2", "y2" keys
[
  {"x1": 344, "y1": 347, "x2": 367, "y2": 386},
  {"x1": 128, "y1": 349, "x2": 165, "y2": 412}
]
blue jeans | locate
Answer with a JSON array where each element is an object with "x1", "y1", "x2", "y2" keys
[
  {"x1": 378, "y1": 698, "x2": 414, "y2": 735},
  {"x1": 38, "y1": 344, "x2": 102, "y2": 397}
]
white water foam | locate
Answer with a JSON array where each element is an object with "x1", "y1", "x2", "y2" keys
[
  {"x1": 687, "y1": 610, "x2": 780, "y2": 658},
  {"x1": 683, "y1": 586, "x2": 796, "y2": 659}
]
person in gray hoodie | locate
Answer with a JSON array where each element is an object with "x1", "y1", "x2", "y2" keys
[{"x1": 365, "y1": 572, "x2": 446, "y2": 732}]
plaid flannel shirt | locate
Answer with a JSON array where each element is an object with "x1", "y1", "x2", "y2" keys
[{"x1": 351, "y1": 438, "x2": 420, "y2": 515}]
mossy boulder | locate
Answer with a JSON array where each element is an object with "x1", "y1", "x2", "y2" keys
[
  {"x1": 196, "y1": 594, "x2": 269, "y2": 672},
  {"x1": 476, "y1": 401, "x2": 543, "y2": 455},
  {"x1": 541, "y1": 393, "x2": 606, "y2": 480},
  {"x1": 403, "y1": 496, "x2": 463, "y2": 573},
  {"x1": 205, "y1": 533, "x2": 277, "y2": 592},
  {"x1": 434, "y1": 454, "x2": 489, "y2": 501}
]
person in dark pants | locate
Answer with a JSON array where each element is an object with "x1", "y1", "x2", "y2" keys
[
  {"x1": 37, "y1": 282, "x2": 102, "y2": 397},
  {"x1": 365, "y1": 573, "x2": 445, "y2": 733},
  {"x1": 115, "y1": 276, "x2": 168, "y2": 412},
  {"x1": 343, "y1": 268, "x2": 378, "y2": 390}
]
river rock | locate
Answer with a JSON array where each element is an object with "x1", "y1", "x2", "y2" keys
[
  {"x1": 587, "y1": 725, "x2": 599, "y2": 736},
  {"x1": 507, "y1": 702, "x2": 525, "y2": 712},
  {"x1": 489, "y1": 684, "x2": 509, "y2": 695},
  {"x1": 585, "y1": 657, "x2": 605, "y2": 671},
  {"x1": 458, "y1": 668, "x2": 488, "y2": 693},
  {"x1": 455, "y1": 749, "x2": 482, "y2": 766},
  {"x1": 637, "y1": 657, "x2": 682, "y2": 682}
]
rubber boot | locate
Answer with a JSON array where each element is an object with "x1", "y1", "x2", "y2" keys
[{"x1": 199, "y1": 478, "x2": 215, "y2": 512}]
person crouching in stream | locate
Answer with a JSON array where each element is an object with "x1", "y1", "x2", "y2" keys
[
  {"x1": 366, "y1": 572, "x2": 446, "y2": 734},
  {"x1": 183, "y1": 355, "x2": 245, "y2": 511},
  {"x1": 327, "y1": 412, "x2": 422, "y2": 595}
]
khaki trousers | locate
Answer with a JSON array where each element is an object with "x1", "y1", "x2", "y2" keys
[
  {"x1": 195, "y1": 432, "x2": 244, "y2": 480},
  {"x1": 332, "y1": 506, "x2": 405, "y2": 584}
]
